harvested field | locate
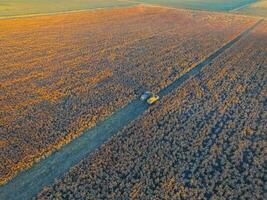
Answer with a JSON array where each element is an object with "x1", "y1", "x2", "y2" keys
[
  {"x1": 36, "y1": 20, "x2": 267, "y2": 200},
  {"x1": 0, "y1": 0, "x2": 136, "y2": 18},
  {"x1": 133, "y1": 0, "x2": 257, "y2": 11},
  {"x1": 0, "y1": 6, "x2": 258, "y2": 185},
  {"x1": 236, "y1": 0, "x2": 267, "y2": 17},
  {"x1": 0, "y1": 0, "x2": 257, "y2": 18}
]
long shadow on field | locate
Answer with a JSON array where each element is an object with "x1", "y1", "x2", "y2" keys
[{"x1": 0, "y1": 19, "x2": 263, "y2": 200}]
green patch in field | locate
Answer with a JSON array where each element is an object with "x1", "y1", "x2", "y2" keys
[
  {"x1": 235, "y1": 0, "x2": 267, "y2": 17},
  {"x1": 134, "y1": 0, "x2": 258, "y2": 11},
  {"x1": 0, "y1": 0, "x2": 137, "y2": 18},
  {"x1": 0, "y1": 0, "x2": 261, "y2": 18}
]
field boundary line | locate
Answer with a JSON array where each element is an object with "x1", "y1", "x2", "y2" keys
[
  {"x1": 0, "y1": 3, "x2": 140, "y2": 20},
  {"x1": 230, "y1": 1, "x2": 256, "y2": 12},
  {"x1": 0, "y1": 2, "x2": 261, "y2": 20}
]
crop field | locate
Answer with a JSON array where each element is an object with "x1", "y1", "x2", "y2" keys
[
  {"x1": 0, "y1": 0, "x2": 258, "y2": 18},
  {"x1": 0, "y1": 6, "x2": 258, "y2": 185},
  {"x1": 36, "y1": 20, "x2": 267, "y2": 200},
  {"x1": 236, "y1": 0, "x2": 267, "y2": 17},
  {"x1": 0, "y1": 0, "x2": 138, "y2": 18},
  {"x1": 134, "y1": 0, "x2": 257, "y2": 11}
]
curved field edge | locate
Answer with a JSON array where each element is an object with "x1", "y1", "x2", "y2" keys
[{"x1": 0, "y1": 6, "x2": 258, "y2": 185}]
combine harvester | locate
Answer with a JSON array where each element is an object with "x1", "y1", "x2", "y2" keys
[{"x1": 140, "y1": 91, "x2": 160, "y2": 105}]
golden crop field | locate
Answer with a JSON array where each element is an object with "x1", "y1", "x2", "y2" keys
[
  {"x1": 36, "y1": 20, "x2": 267, "y2": 200},
  {"x1": 0, "y1": 5, "x2": 258, "y2": 185}
]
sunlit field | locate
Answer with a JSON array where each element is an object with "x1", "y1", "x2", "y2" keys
[
  {"x1": 0, "y1": 0, "x2": 260, "y2": 18},
  {"x1": 0, "y1": 0, "x2": 136, "y2": 18},
  {"x1": 0, "y1": 5, "x2": 258, "y2": 185},
  {"x1": 134, "y1": 0, "x2": 257, "y2": 11},
  {"x1": 236, "y1": 0, "x2": 267, "y2": 17},
  {"x1": 0, "y1": 0, "x2": 266, "y2": 199},
  {"x1": 37, "y1": 20, "x2": 267, "y2": 200}
]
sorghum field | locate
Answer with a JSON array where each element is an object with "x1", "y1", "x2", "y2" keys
[
  {"x1": 0, "y1": 6, "x2": 258, "y2": 185},
  {"x1": 36, "y1": 20, "x2": 267, "y2": 200}
]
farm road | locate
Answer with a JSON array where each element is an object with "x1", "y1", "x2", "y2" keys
[{"x1": 0, "y1": 19, "x2": 263, "y2": 200}]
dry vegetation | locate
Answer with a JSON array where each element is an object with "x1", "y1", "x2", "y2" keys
[
  {"x1": 36, "y1": 20, "x2": 267, "y2": 200},
  {"x1": 0, "y1": 6, "x2": 257, "y2": 184}
]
